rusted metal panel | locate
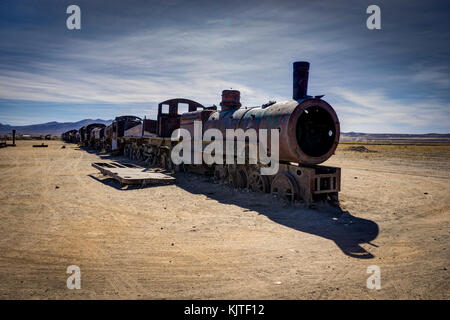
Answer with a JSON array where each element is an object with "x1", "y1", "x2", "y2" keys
[
  {"x1": 180, "y1": 109, "x2": 215, "y2": 138},
  {"x1": 158, "y1": 116, "x2": 180, "y2": 138},
  {"x1": 144, "y1": 119, "x2": 157, "y2": 135},
  {"x1": 124, "y1": 123, "x2": 143, "y2": 137}
]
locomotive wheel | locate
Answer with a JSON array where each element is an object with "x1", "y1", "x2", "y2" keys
[
  {"x1": 271, "y1": 172, "x2": 298, "y2": 202},
  {"x1": 329, "y1": 192, "x2": 339, "y2": 206},
  {"x1": 214, "y1": 165, "x2": 228, "y2": 180},
  {"x1": 229, "y1": 168, "x2": 248, "y2": 189},
  {"x1": 135, "y1": 148, "x2": 140, "y2": 161},
  {"x1": 237, "y1": 169, "x2": 248, "y2": 189},
  {"x1": 161, "y1": 153, "x2": 174, "y2": 172},
  {"x1": 159, "y1": 154, "x2": 166, "y2": 168},
  {"x1": 150, "y1": 154, "x2": 157, "y2": 166},
  {"x1": 248, "y1": 170, "x2": 269, "y2": 193},
  {"x1": 166, "y1": 158, "x2": 174, "y2": 172},
  {"x1": 174, "y1": 163, "x2": 185, "y2": 172},
  {"x1": 228, "y1": 171, "x2": 238, "y2": 188},
  {"x1": 146, "y1": 153, "x2": 157, "y2": 167}
]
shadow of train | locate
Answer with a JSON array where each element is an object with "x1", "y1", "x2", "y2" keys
[
  {"x1": 85, "y1": 152, "x2": 379, "y2": 259},
  {"x1": 174, "y1": 173, "x2": 379, "y2": 259}
]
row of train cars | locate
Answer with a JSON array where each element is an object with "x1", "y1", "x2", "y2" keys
[{"x1": 61, "y1": 62, "x2": 341, "y2": 204}]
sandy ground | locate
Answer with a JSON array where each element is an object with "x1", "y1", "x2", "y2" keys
[{"x1": 0, "y1": 140, "x2": 448, "y2": 299}]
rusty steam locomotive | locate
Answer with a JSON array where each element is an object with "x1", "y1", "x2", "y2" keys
[{"x1": 62, "y1": 62, "x2": 341, "y2": 204}]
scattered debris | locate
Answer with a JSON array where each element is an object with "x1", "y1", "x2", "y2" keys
[
  {"x1": 33, "y1": 143, "x2": 48, "y2": 148},
  {"x1": 344, "y1": 146, "x2": 376, "y2": 153},
  {"x1": 61, "y1": 146, "x2": 66, "y2": 149}
]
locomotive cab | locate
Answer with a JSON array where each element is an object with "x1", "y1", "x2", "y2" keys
[{"x1": 157, "y1": 98, "x2": 205, "y2": 137}]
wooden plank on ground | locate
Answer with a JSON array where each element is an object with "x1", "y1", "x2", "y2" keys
[{"x1": 92, "y1": 162, "x2": 175, "y2": 185}]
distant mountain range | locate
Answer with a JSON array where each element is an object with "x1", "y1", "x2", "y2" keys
[
  {"x1": 341, "y1": 132, "x2": 450, "y2": 143},
  {"x1": 0, "y1": 119, "x2": 112, "y2": 135},
  {"x1": 0, "y1": 120, "x2": 449, "y2": 142}
]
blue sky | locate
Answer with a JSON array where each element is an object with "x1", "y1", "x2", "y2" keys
[{"x1": 0, "y1": 0, "x2": 449, "y2": 133}]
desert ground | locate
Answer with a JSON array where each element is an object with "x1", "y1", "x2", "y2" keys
[{"x1": 0, "y1": 140, "x2": 448, "y2": 299}]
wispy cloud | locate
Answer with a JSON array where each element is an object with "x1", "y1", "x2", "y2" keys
[
  {"x1": 0, "y1": 0, "x2": 449, "y2": 132},
  {"x1": 411, "y1": 66, "x2": 450, "y2": 89},
  {"x1": 331, "y1": 87, "x2": 450, "y2": 133}
]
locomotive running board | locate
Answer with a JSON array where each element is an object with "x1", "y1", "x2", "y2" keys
[{"x1": 92, "y1": 162, "x2": 176, "y2": 186}]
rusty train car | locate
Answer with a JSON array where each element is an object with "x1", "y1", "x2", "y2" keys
[
  {"x1": 62, "y1": 61, "x2": 341, "y2": 204},
  {"x1": 90, "y1": 125, "x2": 105, "y2": 149},
  {"x1": 84, "y1": 123, "x2": 105, "y2": 148},
  {"x1": 61, "y1": 129, "x2": 78, "y2": 143}
]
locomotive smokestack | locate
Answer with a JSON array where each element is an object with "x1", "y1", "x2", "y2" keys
[
  {"x1": 293, "y1": 61, "x2": 310, "y2": 100},
  {"x1": 220, "y1": 90, "x2": 241, "y2": 110}
]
